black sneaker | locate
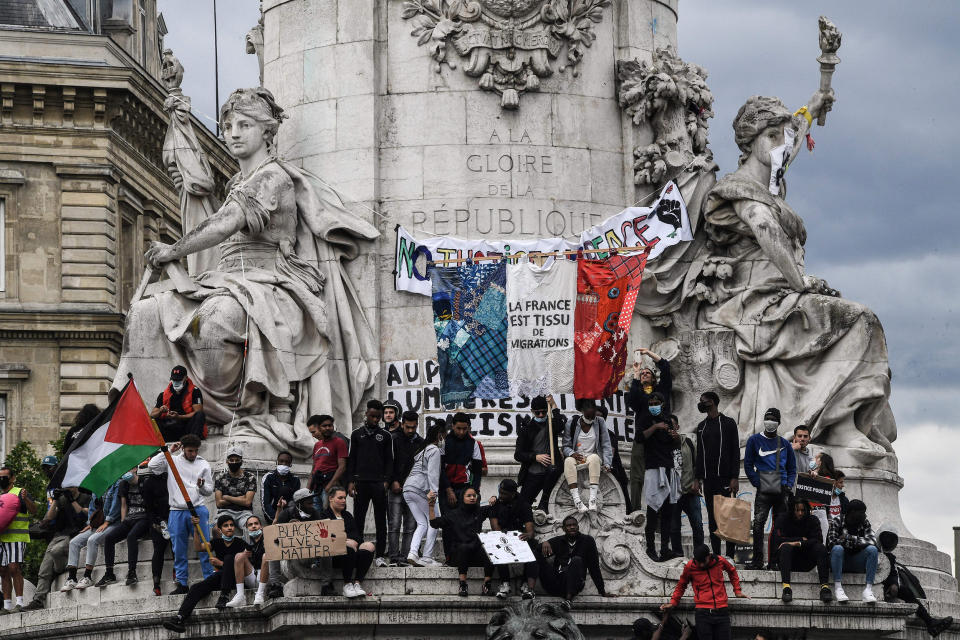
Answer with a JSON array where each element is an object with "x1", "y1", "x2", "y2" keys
[
  {"x1": 163, "y1": 616, "x2": 186, "y2": 633},
  {"x1": 320, "y1": 584, "x2": 335, "y2": 596},
  {"x1": 929, "y1": 616, "x2": 954, "y2": 637},
  {"x1": 645, "y1": 547, "x2": 662, "y2": 562},
  {"x1": 819, "y1": 585, "x2": 833, "y2": 603},
  {"x1": 781, "y1": 586, "x2": 792, "y2": 603},
  {"x1": 268, "y1": 584, "x2": 285, "y2": 599},
  {"x1": 481, "y1": 581, "x2": 493, "y2": 597},
  {"x1": 745, "y1": 561, "x2": 764, "y2": 571},
  {"x1": 458, "y1": 581, "x2": 468, "y2": 597},
  {"x1": 95, "y1": 573, "x2": 117, "y2": 588},
  {"x1": 215, "y1": 594, "x2": 230, "y2": 609},
  {"x1": 125, "y1": 573, "x2": 138, "y2": 586},
  {"x1": 170, "y1": 582, "x2": 189, "y2": 595},
  {"x1": 21, "y1": 598, "x2": 44, "y2": 611},
  {"x1": 520, "y1": 584, "x2": 535, "y2": 599}
]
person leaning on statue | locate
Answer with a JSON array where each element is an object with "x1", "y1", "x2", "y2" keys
[{"x1": 150, "y1": 365, "x2": 205, "y2": 443}]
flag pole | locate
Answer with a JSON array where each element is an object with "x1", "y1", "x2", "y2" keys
[{"x1": 128, "y1": 373, "x2": 212, "y2": 555}]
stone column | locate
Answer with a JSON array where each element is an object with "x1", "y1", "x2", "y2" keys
[{"x1": 263, "y1": 0, "x2": 677, "y2": 467}]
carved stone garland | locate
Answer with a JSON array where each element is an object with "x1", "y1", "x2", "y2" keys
[{"x1": 400, "y1": 0, "x2": 611, "y2": 109}]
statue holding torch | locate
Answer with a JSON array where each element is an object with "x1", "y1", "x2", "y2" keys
[{"x1": 816, "y1": 16, "x2": 842, "y2": 125}]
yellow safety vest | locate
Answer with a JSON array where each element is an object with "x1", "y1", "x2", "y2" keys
[{"x1": 0, "y1": 487, "x2": 31, "y2": 543}]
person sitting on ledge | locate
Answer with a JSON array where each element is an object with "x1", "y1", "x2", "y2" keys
[
  {"x1": 214, "y1": 446, "x2": 257, "y2": 533},
  {"x1": 537, "y1": 515, "x2": 611, "y2": 606},
  {"x1": 878, "y1": 531, "x2": 953, "y2": 637},
  {"x1": 773, "y1": 497, "x2": 831, "y2": 604},
  {"x1": 319, "y1": 486, "x2": 376, "y2": 599},
  {"x1": 150, "y1": 365, "x2": 205, "y2": 443},
  {"x1": 826, "y1": 499, "x2": 878, "y2": 603},
  {"x1": 489, "y1": 479, "x2": 539, "y2": 599},
  {"x1": 661, "y1": 544, "x2": 748, "y2": 640},
  {"x1": 631, "y1": 613, "x2": 694, "y2": 640},
  {"x1": 514, "y1": 395, "x2": 565, "y2": 513},
  {"x1": 225, "y1": 515, "x2": 269, "y2": 607},
  {"x1": 561, "y1": 399, "x2": 613, "y2": 513},
  {"x1": 428, "y1": 486, "x2": 494, "y2": 597},
  {"x1": 163, "y1": 514, "x2": 247, "y2": 633}
]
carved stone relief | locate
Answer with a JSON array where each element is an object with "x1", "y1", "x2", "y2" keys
[{"x1": 400, "y1": 0, "x2": 612, "y2": 109}]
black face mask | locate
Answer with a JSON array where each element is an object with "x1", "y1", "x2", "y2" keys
[
  {"x1": 697, "y1": 401, "x2": 711, "y2": 414},
  {"x1": 228, "y1": 462, "x2": 242, "y2": 473},
  {"x1": 0, "y1": 477, "x2": 10, "y2": 489}
]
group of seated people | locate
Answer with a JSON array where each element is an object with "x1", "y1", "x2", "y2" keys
[{"x1": 7, "y1": 361, "x2": 953, "y2": 640}]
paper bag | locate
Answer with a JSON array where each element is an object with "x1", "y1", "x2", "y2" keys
[{"x1": 712, "y1": 494, "x2": 752, "y2": 545}]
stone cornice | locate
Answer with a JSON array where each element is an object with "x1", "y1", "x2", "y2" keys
[{"x1": 0, "y1": 309, "x2": 124, "y2": 342}]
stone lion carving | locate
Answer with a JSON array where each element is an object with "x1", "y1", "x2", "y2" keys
[{"x1": 486, "y1": 600, "x2": 585, "y2": 640}]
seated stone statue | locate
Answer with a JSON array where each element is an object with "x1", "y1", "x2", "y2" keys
[{"x1": 113, "y1": 88, "x2": 379, "y2": 454}]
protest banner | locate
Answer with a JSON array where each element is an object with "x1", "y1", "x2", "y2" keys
[
  {"x1": 478, "y1": 530, "x2": 536, "y2": 565},
  {"x1": 263, "y1": 519, "x2": 348, "y2": 562},
  {"x1": 795, "y1": 474, "x2": 836, "y2": 505}
]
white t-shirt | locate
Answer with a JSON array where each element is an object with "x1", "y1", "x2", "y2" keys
[
  {"x1": 577, "y1": 426, "x2": 598, "y2": 456},
  {"x1": 506, "y1": 259, "x2": 576, "y2": 398}
]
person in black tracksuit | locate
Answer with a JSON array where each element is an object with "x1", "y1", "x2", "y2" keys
[
  {"x1": 694, "y1": 392, "x2": 741, "y2": 559},
  {"x1": 428, "y1": 486, "x2": 494, "y2": 596},
  {"x1": 514, "y1": 396, "x2": 565, "y2": 512},
  {"x1": 347, "y1": 400, "x2": 393, "y2": 559},
  {"x1": 537, "y1": 516, "x2": 608, "y2": 602},
  {"x1": 162, "y1": 515, "x2": 248, "y2": 633},
  {"x1": 773, "y1": 498, "x2": 830, "y2": 604}
]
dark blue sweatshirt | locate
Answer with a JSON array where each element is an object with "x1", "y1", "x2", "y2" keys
[{"x1": 743, "y1": 432, "x2": 796, "y2": 490}]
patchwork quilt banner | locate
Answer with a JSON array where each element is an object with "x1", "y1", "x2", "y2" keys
[
  {"x1": 431, "y1": 262, "x2": 509, "y2": 406},
  {"x1": 573, "y1": 259, "x2": 633, "y2": 399}
]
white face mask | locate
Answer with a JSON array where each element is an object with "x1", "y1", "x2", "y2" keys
[
  {"x1": 298, "y1": 508, "x2": 310, "y2": 519},
  {"x1": 276, "y1": 465, "x2": 290, "y2": 475},
  {"x1": 763, "y1": 420, "x2": 779, "y2": 434},
  {"x1": 171, "y1": 380, "x2": 185, "y2": 392},
  {"x1": 768, "y1": 126, "x2": 796, "y2": 195}
]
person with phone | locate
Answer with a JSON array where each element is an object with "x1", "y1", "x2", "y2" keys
[{"x1": 627, "y1": 348, "x2": 673, "y2": 512}]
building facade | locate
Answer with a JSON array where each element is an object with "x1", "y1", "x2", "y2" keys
[{"x1": 0, "y1": 0, "x2": 234, "y2": 459}]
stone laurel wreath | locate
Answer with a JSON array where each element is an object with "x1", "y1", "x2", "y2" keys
[
  {"x1": 616, "y1": 47, "x2": 715, "y2": 185},
  {"x1": 401, "y1": 0, "x2": 611, "y2": 109}
]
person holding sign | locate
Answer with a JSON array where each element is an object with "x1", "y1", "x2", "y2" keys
[
  {"x1": 489, "y1": 479, "x2": 539, "y2": 599},
  {"x1": 319, "y1": 487, "x2": 376, "y2": 598},
  {"x1": 428, "y1": 487, "x2": 494, "y2": 597},
  {"x1": 561, "y1": 399, "x2": 613, "y2": 513}
]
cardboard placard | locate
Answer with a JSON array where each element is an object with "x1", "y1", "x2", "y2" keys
[
  {"x1": 794, "y1": 474, "x2": 835, "y2": 505},
  {"x1": 263, "y1": 519, "x2": 347, "y2": 562},
  {"x1": 478, "y1": 531, "x2": 536, "y2": 565}
]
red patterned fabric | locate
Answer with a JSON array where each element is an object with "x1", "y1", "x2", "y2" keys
[
  {"x1": 574, "y1": 260, "x2": 631, "y2": 399},
  {"x1": 606, "y1": 248, "x2": 650, "y2": 329}
]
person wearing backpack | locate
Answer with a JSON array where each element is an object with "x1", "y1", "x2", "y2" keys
[{"x1": 743, "y1": 408, "x2": 796, "y2": 570}]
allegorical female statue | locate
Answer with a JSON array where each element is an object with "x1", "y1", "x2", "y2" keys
[{"x1": 113, "y1": 88, "x2": 379, "y2": 454}]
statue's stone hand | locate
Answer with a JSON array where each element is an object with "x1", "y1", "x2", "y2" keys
[
  {"x1": 169, "y1": 168, "x2": 183, "y2": 191},
  {"x1": 803, "y1": 274, "x2": 840, "y2": 297},
  {"x1": 146, "y1": 241, "x2": 177, "y2": 268},
  {"x1": 807, "y1": 88, "x2": 836, "y2": 121}
]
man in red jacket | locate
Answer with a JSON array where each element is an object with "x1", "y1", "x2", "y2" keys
[{"x1": 662, "y1": 544, "x2": 748, "y2": 640}]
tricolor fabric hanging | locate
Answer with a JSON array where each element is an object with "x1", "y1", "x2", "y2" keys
[
  {"x1": 573, "y1": 258, "x2": 633, "y2": 399},
  {"x1": 431, "y1": 261, "x2": 509, "y2": 406},
  {"x1": 506, "y1": 258, "x2": 577, "y2": 398}
]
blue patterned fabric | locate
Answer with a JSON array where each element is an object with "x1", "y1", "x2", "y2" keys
[{"x1": 431, "y1": 262, "x2": 508, "y2": 405}]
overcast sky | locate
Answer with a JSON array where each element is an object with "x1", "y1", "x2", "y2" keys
[{"x1": 157, "y1": 0, "x2": 959, "y2": 560}]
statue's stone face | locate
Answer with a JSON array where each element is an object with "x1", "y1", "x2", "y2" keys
[
  {"x1": 479, "y1": 0, "x2": 543, "y2": 18},
  {"x1": 222, "y1": 112, "x2": 268, "y2": 160},
  {"x1": 752, "y1": 125, "x2": 787, "y2": 168}
]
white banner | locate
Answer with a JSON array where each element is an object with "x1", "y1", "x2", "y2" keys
[{"x1": 394, "y1": 182, "x2": 690, "y2": 296}]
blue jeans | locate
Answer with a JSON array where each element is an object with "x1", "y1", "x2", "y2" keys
[
  {"x1": 168, "y1": 506, "x2": 213, "y2": 585},
  {"x1": 831, "y1": 544, "x2": 878, "y2": 584}
]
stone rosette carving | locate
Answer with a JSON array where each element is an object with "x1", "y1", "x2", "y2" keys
[
  {"x1": 617, "y1": 47, "x2": 714, "y2": 186},
  {"x1": 400, "y1": 0, "x2": 611, "y2": 109}
]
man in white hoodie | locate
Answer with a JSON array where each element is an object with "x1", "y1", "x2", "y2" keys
[{"x1": 147, "y1": 434, "x2": 214, "y2": 593}]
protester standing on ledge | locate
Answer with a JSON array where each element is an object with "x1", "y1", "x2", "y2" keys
[
  {"x1": 389, "y1": 410, "x2": 423, "y2": 566},
  {"x1": 694, "y1": 392, "x2": 740, "y2": 559},
  {"x1": 307, "y1": 414, "x2": 347, "y2": 511},
  {"x1": 662, "y1": 544, "x2": 748, "y2": 640},
  {"x1": 347, "y1": 400, "x2": 392, "y2": 566},
  {"x1": 150, "y1": 365, "x2": 205, "y2": 442},
  {"x1": 627, "y1": 348, "x2": 673, "y2": 511},
  {"x1": 515, "y1": 395, "x2": 565, "y2": 513},
  {"x1": 403, "y1": 422, "x2": 445, "y2": 567},
  {"x1": 0, "y1": 467, "x2": 38, "y2": 613},
  {"x1": 670, "y1": 414, "x2": 704, "y2": 557},
  {"x1": 639, "y1": 394, "x2": 681, "y2": 562}
]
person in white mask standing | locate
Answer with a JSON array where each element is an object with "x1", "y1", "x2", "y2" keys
[
  {"x1": 743, "y1": 408, "x2": 797, "y2": 570},
  {"x1": 150, "y1": 365, "x2": 206, "y2": 442}
]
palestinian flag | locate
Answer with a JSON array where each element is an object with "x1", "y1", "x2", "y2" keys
[{"x1": 51, "y1": 379, "x2": 161, "y2": 496}]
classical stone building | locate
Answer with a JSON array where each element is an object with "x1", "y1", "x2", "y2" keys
[{"x1": 0, "y1": 0, "x2": 234, "y2": 459}]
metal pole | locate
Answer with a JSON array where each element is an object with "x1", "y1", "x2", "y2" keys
[
  {"x1": 953, "y1": 526, "x2": 960, "y2": 586},
  {"x1": 213, "y1": 0, "x2": 220, "y2": 136}
]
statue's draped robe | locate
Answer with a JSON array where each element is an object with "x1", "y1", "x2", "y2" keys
[{"x1": 114, "y1": 159, "x2": 379, "y2": 455}]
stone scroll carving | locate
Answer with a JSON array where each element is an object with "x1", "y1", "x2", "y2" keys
[{"x1": 400, "y1": 0, "x2": 611, "y2": 109}]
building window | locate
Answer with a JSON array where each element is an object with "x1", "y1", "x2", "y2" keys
[
  {"x1": 0, "y1": 394, "x2": 6, "y2": 463},
  {"x1": 0, "y1": 198, "x2": 5, "y2": 293}
]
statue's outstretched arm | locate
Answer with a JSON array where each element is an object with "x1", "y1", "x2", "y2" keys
[
  {"x1": 737, "y1": 201, "x2": 806, "y2": 292},
  {"x1": 146, "y1": 200, "x2": 247, "y2": 267}
]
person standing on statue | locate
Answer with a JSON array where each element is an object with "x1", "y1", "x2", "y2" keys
[
  {"x1": 389, "y1": 410, "x2": 423, "y2": 566},
  {"x1": 515, "y1": 396, "x2": 565, "y2": 513},
  {"x1": 744, "y1": 408, "x2": 796, "y2": 570},
  {"x1": 639, "y1": 394, "x2": 681, "y2": 562},
  {"x1": 670, "y1": 414, "x2": 704, "y2": 557},
  {"x1": 627, "y1": 348, "x2": 673, "y2": 511},
  {"x1": 694, "y1": 392, "x2": 740, "y2": 559},
  {"x1": 347, "y1": 400, "x2": 392, "y2": 566},
  {"x1": 150, "y1": 365, "x2": 205, "y2": 443},
  {"x1": 382, "y1": 399, "x2": 403, "y2": 435}
]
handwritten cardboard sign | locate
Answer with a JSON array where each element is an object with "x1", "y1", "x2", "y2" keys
[
  {"x1": 795, "y1": 474, "x2": 835, "y2": 505},
  {"x1": 263, "y1": 520, "x2": 347, "y2": 562}
]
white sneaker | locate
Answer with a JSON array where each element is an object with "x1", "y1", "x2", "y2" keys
[
  {"x1": 862, "y1": 586, "x2": 877, "y2": 603},
  {"x1": 573, "y1": 499, "x2": 588, "y2": 513},
  {"x1": 343, "y1": 583, "x2": 357, "y2": 598},
  {"x1": 835, "y1": 585, "x2": 849, "y2": 602},
  {"x1": 406, "y1": 552, "x2": 422, "y2": 567},
  {"x1": 225, "y1": 593, "x2": 246, "y2": 608},
  {"x1": 588, "y1": 497, "x2": 598, "y2": 511},
  {"x1": 374, "y1": 556, "x2": 389, "y2": 568},
  {"x1": 253, "y1": 592, "x2": 265, "y2": 606},
  {"x1": 496, "y1": 582, "x2": 511, "y2": 599},
  {"x1": 353, "y1": 582, "x2": 367, "y2": 597},
  {"x1": 160, "y1": 520, "x2": 170, "y2": 540},
  {"x1": 420, "y1": 557, "x2": 440, "y2": 567},
  {"x1": 60, "y1": 579, "x2": 78, "y2": 592},
  {"x1": 76, "y1": 577, "x2": 93, "y2": 590}
]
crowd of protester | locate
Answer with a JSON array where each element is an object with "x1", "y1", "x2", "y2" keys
[{"x1": 0, "y1": 361, "x2": 953, "y2": 640}]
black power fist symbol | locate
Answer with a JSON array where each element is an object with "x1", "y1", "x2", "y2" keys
[{"x1": 652, "y1": 198, "x2": 683, "y2": 230}]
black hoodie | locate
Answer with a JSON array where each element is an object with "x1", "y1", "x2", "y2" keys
[
  {"x1": 429, "y1": 498, "x2": 491, "y2": 546},
  {"x1": 695, "y1": 413, "x2": 741, "y2": 482}
]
